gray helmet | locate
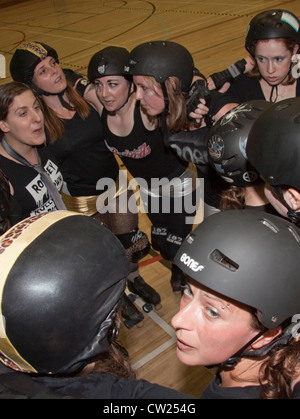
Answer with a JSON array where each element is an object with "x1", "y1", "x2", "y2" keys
[
  {"x1": 247, "y1": 97, "x2": 300, "y2": 193},
  {"x1": 87, "y1": 46, "x2": 130, "y2": 83},
  {"x1": 208, "y1": 100, "x2": 271, "y2": 186},
  {"x1": 174, "y1": 209, "x2": 300, "y2": 330},
  {"x1": 245, "y1": 9, "x2": 300, "y2": 54},
  {"x1": 0, "y1": 211, "x2": 130, "y2": 375},
  {"x1": 125, "y1": 41, "x2": 194, "y2": 92}
]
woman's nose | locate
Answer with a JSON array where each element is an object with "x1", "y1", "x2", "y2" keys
[
  {"x1": 171, "y1": 299, "x2": 193, "y2": 331},
  {"x1": 135, "y1": 86, "x2": 143, "y2": 100}
]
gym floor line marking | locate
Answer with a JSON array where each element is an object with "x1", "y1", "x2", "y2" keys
[
  {"x1": 130, "y1": 293, "x2": 177, "y2": 369},
  {"x1": 139, "y1": 254, "x2": 163, "y2": 268},
  {"x1": 132, "y1": 336, "x2": 176, "y2": 370}
]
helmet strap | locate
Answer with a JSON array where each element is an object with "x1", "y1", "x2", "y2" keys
[
  {"x1": 160, "y1": 82, "x2": 171, "y2": 148},
  {"x1": 32, "y1": 83, "x2": 74, "y2": 111},
  {"x1": 269, "y1": 85, "x2": 278, "y2": 102},
  {"x1": 272, "y1": 186, "x2": 300, "y2": 227},
  {"x1": 217, "y1": 328, "x2": 268, "y2": 369},
  {"x1": 106, "y1": 82, "x2": 133, "y2": 115}
]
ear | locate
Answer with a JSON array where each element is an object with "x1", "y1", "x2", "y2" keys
[
  {"x1": 283, "y1": 188, "x2": 300, "y2": 212},
  {"x1": 293, "y1": 44, "x2": 300, "y2": 56},
  {"x1": 251, "y1": 326, "x2": 282, "y2": 350},
  {"x1": 0, "y1": 120, "x2": 9, "y2": 133}
]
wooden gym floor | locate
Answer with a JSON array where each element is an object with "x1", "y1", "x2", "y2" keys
[{"x1": 1, "y1": 0, "x2": 300, "y2": 398}]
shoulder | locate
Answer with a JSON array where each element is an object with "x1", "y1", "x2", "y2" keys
[{"x1": 35, "y1": 372, "x2": 193, "y2": 400}]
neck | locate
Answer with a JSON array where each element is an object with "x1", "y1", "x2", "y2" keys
[
  {"x1": 245, "y1": 184, "x2": 269, "y2": 207},
  {"x1": 43, "y1": 91, "x2": 75, "y2": 118},
  {"x1": 219, "y1": 357, "x2": 263, "y2": 388},
  {"x1": 1, "y1": 136, "x2": 38, "y2": 165}
]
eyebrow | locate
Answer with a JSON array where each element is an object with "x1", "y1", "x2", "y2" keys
[{"x1": 14, "y1": 99, "x2": 39, "y2": 113}]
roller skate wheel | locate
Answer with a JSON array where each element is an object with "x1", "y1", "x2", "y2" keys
[{"x1": 142, "y1": 303, "x2": 153, "y2": 313}]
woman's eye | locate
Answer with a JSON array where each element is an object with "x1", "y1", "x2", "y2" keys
[
  {"x1": 206, "y1": 306, "x2": 220, "y2": 319},
  {"x1": 181, "y1": 284, "x2": 193, "y2": 297}
]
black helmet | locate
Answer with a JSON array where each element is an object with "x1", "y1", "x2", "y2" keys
[
  {"x1": 10, "y1": 42, "x2": 59, "y2": 85},
  {"x1": 125, "y1": 41, "x2": 194, "y2": 92},
  {"x1": 174, "y1": 209, "x2": 300, "y2": 330},
  {"x1": 208, "y1": 100, "x2": 271, "y2": 186},
  {"x1": 245, "y1": 9, "x2": 300, "y2": 54},
  {"x1": 246, "y1": 97, "x2": 300, "y2": 193},
  {"x1": 87, "y1": 46, "x2": 130, "y2": 83},
  {"x1": 0, "y1": 211, "x2": 130, "y2": 375}
]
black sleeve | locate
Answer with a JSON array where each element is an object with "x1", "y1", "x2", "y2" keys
[
  {"x1": 47, "y1": 373, "x2": 195, "y2": 399},
  {"x1": 220, "y1": 74, "x2": 266, "y2": 104},
  {"x1": 291, "y1": 382, "x2": 300, "y2": 399},
  {"x1": 63, "y1": 69, "x2": 91, "y2": 97},
  {"x1": 167, "y1": 127, "x2": 210, "y2": 166}
]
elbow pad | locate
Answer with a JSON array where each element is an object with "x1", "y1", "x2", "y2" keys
[{"x1": 167, "y1": 128, "x2": 210, "y2": 166}]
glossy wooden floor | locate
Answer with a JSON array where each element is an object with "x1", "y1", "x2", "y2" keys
[{"x1": 1, "y1": 0, "x2": 300, "y2": 398}]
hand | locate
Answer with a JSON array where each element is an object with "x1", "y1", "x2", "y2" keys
[{"x1": 188, "y1": 98, "x2": 208, "y2": 127}]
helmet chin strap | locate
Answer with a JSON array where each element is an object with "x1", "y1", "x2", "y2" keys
[
  {"x1": 216, "y1": 328, "x2": 268, "y2": 369},
  {"x1": 106, "y1": 83, "x2": 133, "y2": 116},
  {"x1": 214, "y1": 320, "x2": 298, "y2": 370},
  {"x1": 33, "y1": 84, "x2": 75, "y2": 111}
]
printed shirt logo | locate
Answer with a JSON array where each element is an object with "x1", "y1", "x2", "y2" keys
[
  {"x1": 25, "y1": 159, "x2": 63, "y2": 215},
  {"x1": 180, "y1": 252, "x2": 204, "y2": 273},
  {"x1": 105, "y1": 140, "x2": 151, "y2": 159}
]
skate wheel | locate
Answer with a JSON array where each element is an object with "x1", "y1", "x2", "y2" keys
[
  {"x1": 142, "y1": 303, "x2": 153, "y2": 313},
  {"x1": 124, "y1": 318, "x2": 143, "y2": 329}
]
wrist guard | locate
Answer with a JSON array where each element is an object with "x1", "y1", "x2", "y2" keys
[{"x1": 210, "y1": 58, "x2": 247, "y2": 90}]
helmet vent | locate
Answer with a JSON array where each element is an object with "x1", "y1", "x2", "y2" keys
[
  {"x1": 274, "y1": 103, "x2": 290, "y2": 112},
  {"x1": 287, "y1": 226, "x2": 300, "y2": 243},
  {"x1": 222, "y1": 156, "x2": 236, "y2": 166},
  {"x1": 209, "y1": 249, "x2": 239, "y2": 272},
  {"x1": 259, "y1": 218, "x2": 279, "y2": 233},
  {"x1": 293, "y1": 114, "x2": 300, "y2": 125}
]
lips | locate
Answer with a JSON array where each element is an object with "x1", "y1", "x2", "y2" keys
[
  {"x1": 267, "y1": 77, "x2": 278, "y2": 84},
  {"x1": 33, "y1": 127, "x2": 43, "y2": 135},
  {"x1": 176, "y1": 337, "x2": 194, "y2": 352}
]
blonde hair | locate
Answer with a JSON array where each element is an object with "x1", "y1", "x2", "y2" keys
[{"x1": 142, "y1": 76, "x2": 191, "y2": 132}]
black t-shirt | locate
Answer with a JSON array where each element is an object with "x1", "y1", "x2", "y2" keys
[
  {"x1": 201, "y1": 374, "x2": 300, "y2": 399},
  {"x1": 102, "y1": 102, "x2": 188, "y2": 185},
  {"x1": 47, "y1": 105, "x2": 119, "y2": 196},
  {"x1": 221, "y1": 74, "x2": 300, "y2": 104},
  {"x1": 0, "y1": 148, "x2": 63, "y2": 220}
]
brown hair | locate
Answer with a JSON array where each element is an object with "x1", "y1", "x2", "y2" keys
[
  {"x1": 0, "y1": 81, "x2": 33, "y2": 128},
  {"x1": 229, "y1": 303, "x2": 300, "y2": 398},
  {"x1": 39, "y1": 82, "x2": 90, "y2": 144},
  {"x1": 219, "y1": 186, "x2": 246, "y2": 210}
]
